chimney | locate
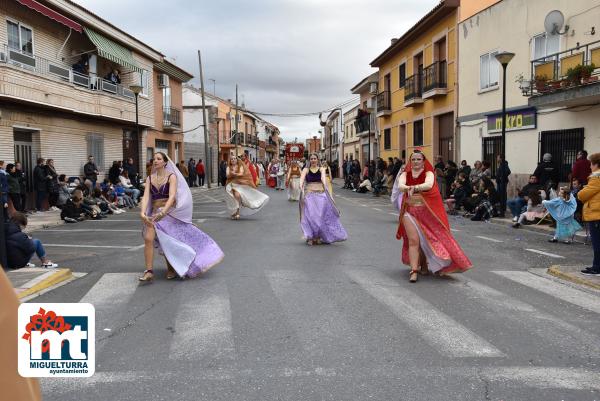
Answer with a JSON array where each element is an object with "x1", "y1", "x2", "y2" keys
[{"x1": 391, "y1": 38, "x2": 398, "y2": 45}]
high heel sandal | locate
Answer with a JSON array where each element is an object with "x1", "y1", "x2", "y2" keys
[
  {"x1": 409, "y1": 269, "x2": 419, "y2": 283},
  {"x1": 139, "y1": 269, "x2": 154, "y2": 282}
]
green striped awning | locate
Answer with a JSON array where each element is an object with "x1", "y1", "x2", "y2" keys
[
  {"x1": 84, "y1": 27, "x2": 142, "y2": 73},
  {"x1": 155, "y1": 61, "x2": 193, "y2": 82}
]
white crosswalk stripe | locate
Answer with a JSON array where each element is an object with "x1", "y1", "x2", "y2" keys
[
  {"x1": 493, "y1": 271, "x2": 600, "y2": 314},
  {"x1": 347, "y1": 269, "x2": 504, "y2": 358},
  {"x1": 169, "y1": 282, "x2": 235, "y2": 360}
]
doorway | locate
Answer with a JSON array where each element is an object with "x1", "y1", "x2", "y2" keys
[
  {"x1": 437, "y1": 112, "x2": 454, "y2": 162},
  {"x1": 122, "y1": 129, "x2": 139, "y2": 171}
]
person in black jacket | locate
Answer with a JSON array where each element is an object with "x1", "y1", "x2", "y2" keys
[
  {"x1": 60, "y1": 190, "x2": 86, "y2": 223},
  {"x1": 15, "y1": 162, "x2": 27, "y2": 212},
  {"x1": 33, "y1": 158, "x2": 49, "y2": 212},
  {"x1": 5, "y1": 212, "x2": 58, "y2": 269},
  {"x1": 6, "y1": 164, "x2": 21, "y2": 212},
  {"x1": 534, "y1": 153, "x2": 561, "y2": 190},
  {"x1": 84, "y1": 155, "x2": 99, "y2": 189},
  {"x1": 108, "y1": 161, "x2": 122, "y2": 185},
  {"x1": 46, "y1": 159, "x2": 60, "y2": 210},
  {"x1": 495, "y1": 154, "x2": 511, "y2": 217}
]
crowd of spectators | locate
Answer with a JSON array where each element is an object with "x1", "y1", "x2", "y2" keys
[{"x1": 342, "y1": 157, "x2": 404, "y2": 197}]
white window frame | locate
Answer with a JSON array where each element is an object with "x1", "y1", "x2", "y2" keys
[
  {"x1": 479, "y1": 50, "x2": 499, "y2": 91},
  {"x1": 6, "y1": 18, "x2": 34, "y2": 56},
  {"x1": 140, "y1": 70, "x2": 150, "y2": 98},
  {"x1": 531, "y1": 32, "x2": 560, "y2": 61}
]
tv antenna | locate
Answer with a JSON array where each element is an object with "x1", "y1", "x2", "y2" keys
[{"x1": 544, "y1": 10, "x2": 569, "y2": 36}]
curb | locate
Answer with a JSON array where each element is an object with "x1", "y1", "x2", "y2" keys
[
  {"x1": 480, "y1": 216, "x2": 589, "y2": 240},
  {"x1": 547, "y1": 265, "x2": 600, "y2": 291},
  {"x1": 15, "y1": 268, "x2": 73, "y2": 299}
]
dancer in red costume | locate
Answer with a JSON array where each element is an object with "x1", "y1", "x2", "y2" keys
[{"x1": 396, "y1": 150, "x2": 471, "y2": 282}]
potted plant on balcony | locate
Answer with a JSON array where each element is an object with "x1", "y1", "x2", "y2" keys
[
  {"x1": 534, "y1": 75, "x2": 549, "y2": 93},
  {"x1": 566, "y1": 64, "x2": 583, "y2": 86},
  {"x1": 581, "y1": 63, "x2": 597, "y2": 84}
]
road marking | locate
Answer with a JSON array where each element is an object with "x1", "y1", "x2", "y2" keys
[
  {"x1": 493, "y1": 271, "x2": 600, "y2": 314},
  {"x1": 476, "y1": 235, "x2": 503, "y2": 243},
  {"x1": 389, "y1": 212, "x2": 400, "y2": 217},
  {"x1": 267, "y1": 270, "x2": 362, "y2": 355},
  {"x1": 372, "y1": 208, "x2": 382, "y2": 212},
  {"x1": 128, "y1": 244, "x2": 145, "y2": 251},
  {"x1": 196, "y1": 219, "x2": 207, "y2": 223},
  {"x1": 170, "y1": 283, "x2": 235, "y2": 360},
  {"x1": 450, "y1": 276, "x2": 600, "y2": 357},
  {"x1": 525, "y1": 248, "x2": 565, "y2": 259},
  {"x1": 359, "y1": 204, "x2": 367, "y2": 207},
  {"x1": 43, "y1": 229, "x2": 140, "y2": 232},
  {"x1": 450, "y1": 228, "x2": 460, "y2": 232},
  {"x1": 348, "y1": 270, "x2": 504, "y2": 358},
  {"x1": 43, "y1": 244, "x2": 134, "y2": 249},
  {"x1": 80, "y1": 273, "x2": 140, "y2": 348}
]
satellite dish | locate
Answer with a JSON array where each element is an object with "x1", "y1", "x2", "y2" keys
[{"x1": 544, "y1": 10, "x2": 568, "y2": 35}]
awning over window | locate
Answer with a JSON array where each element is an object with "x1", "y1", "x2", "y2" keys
[
  {"x1": 155, "y1": 61, "x2": 194, "y2": 83},
  {"x1": 84, "y1": 27, "x2": 142, "y2": 73},
  {"x1": 16, "y1": 0, "x2": 82, "y2": 32}
]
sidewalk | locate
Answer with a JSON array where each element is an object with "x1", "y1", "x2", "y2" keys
[
  {"x1": 5, "y1": 267, "x2": 73, "y2": 299},
  {"x1": 21, "y1": 210, "x2": 64, "y2": 234},
  {"x1": 547, "y1": 265, "x2": 600, "y2": 290}
]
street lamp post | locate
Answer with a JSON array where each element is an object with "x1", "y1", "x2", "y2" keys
[
  {"x1": 129, "y1": 83, "x2": 144, "y2": 171},
  {"x1": 495, "y1": 51, "x2": 515, "y2": 159}
]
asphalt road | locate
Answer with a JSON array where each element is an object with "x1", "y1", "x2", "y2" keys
[{"x1": 32, "y1": 184, "x2": 600, "y2": 401}]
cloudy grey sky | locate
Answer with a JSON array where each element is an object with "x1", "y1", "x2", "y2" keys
[{"x1": 76, "y1": 0, "x2": 439, "y2": 141}]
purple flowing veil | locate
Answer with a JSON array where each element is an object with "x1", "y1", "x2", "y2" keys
[{"x1": 145, "y1": 157, "x2": 193, "y2": 223}]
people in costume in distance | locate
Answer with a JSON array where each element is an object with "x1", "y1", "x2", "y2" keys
[
  {"x1": 321, "y1": 161, "x2": 334, "y2": 194},
  {"x1": 299, "y1": 153, "x2": 347, "y2": 245},
  {"x1": 396, "y1": 150, "x2": 471, "y2": 283},
  {"x1": 139, "y1": 152, "x2": 224, "y2": 282},
  {"x1": 225, "y1": 157, "x2": 269, "y2": 220},
  {"x1": 543, "y1": 186, "x2": 582, "y2": 244},
  {"x1": 286, "y1": 160, "x2": 302, "y2": 201}
]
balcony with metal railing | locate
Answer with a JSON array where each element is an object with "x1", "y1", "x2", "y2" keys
[
  {"x1": 376, "y1": 91, "x2": 391, "y2": 117},
  {"x1": 404, "y1": 73, "x2": 423, "y2": 106},
  {"x1": 526, "y1": 39, "x2": 600, "y2": 108},
  {"x1": 0, "y1": 44, "x2": 148, "y2": 124},
  {"x1": 422, "y1": 60, "x2": 448, "y2": 99},
  {"x1": 354, "y1": 111, "x2": 371, "y2": 136},
  {"x1": 163, "y1": 107, "x2": 181, "y2": 130}
]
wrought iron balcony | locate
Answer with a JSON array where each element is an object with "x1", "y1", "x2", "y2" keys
[
  {"x1": 423, "y1": 60, "x2": 447, "y2": 98},
  {"x1": 404, "y1": 73, "x2": 423, "y2": 105},
  {"x1": 354, "y1": 111, "x2": 371, "y2": 134},
  {"x1": 527, "y1": 39, "x2": 600, "y2": 108},
  {"x1": 163, "y1": 107, "x2": 181, "y2": 129},
  {"x1": 376, "y1": 91, "x2": 391, "y2": 116}
]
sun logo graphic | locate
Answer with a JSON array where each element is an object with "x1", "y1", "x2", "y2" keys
[{"x1": 18, "y1": 303, "x2": 95, "y2": 377}]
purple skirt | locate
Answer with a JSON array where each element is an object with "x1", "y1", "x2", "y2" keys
[
  {"x1": 300, "y1": 192, "x2": 347, "y2": 243},
  {"x1": 151, "y1": 215, "x2": 224, "y2": 278}
]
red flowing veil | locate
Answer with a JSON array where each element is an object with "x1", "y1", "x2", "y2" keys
[{"x1": 396, "y1": 151, "x2": 449, "y2": 240}]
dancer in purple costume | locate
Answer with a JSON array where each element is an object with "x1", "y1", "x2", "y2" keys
[
  {"x1": 139, "y1": 152, "x2": 224, "y2": 282},
  {"x1": 299, "y1": 153, "x2": 347, "y2": 245}
]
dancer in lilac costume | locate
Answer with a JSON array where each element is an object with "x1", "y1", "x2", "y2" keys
[
  {"x1": 139, "y1": 152, "x2": 224, "y2": 282},
  {"x1": 299, "y1": 153, "x2": 347, "y2": 245}
]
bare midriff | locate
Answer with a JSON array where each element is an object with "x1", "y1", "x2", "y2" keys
[{"x1": 305, "y1": 182, "x2": 325, "y2": 193}]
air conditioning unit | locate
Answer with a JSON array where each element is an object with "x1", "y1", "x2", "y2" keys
[
  {"x1": 366, "y1": 97, "x2": 376, "y2": 111},
  {"x1": 158, "y1": 73, "x2": 169, "y2": 88},
  {"x1": 369, "y1": 82, "x2": 378, "y2": 95}
]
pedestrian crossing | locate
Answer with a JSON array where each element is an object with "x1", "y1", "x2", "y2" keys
[{"x1": 43, "y1": 268, "x2": 600, "y2": 394}]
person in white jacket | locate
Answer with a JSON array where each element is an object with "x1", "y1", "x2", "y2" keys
[{"x1": 119, "y1": 170, "x2": 141, "y2": 202}]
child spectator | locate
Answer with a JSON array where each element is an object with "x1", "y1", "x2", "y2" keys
[
  {"x1": 5, "y1": 212, "x2": 58, "y2": 268},
  {"x1": 60, "y1": 189, "x2": 86, "y2": 223},
  {"x1": 513, "y1": 190, "x2": 545, "y2": 228},
  {"x1": 56, "y1": 174, "x2": 71, "y2": 209},
  {"x1": 543, "y1": 186, "x2": 582, "y2": 244}
]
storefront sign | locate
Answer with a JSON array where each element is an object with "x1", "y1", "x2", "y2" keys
[{"x1": 486, "y1": 108, "x2": 536, "y2": 133}]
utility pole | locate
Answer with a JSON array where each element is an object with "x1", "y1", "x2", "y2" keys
[
  {"x1": 235, "y1": 84, "x2": 239, "y2": 158},
  {"x1": 198, "y1": 50, "x2": 211, "y2": 188}
]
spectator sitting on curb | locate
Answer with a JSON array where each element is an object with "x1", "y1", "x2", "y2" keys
[
  {"x1": 355, "y1": 177, "x2": 372, "y2": 193},
  {"x1": 578, "y1": 152, "x2": 600, "y2": 276},
  {"x1": 5, "y1": 211, "x2": 58, "y2": 268},
  {"x1": 543, "y1": 186, "x2": 582, "y2": 244},
  {"x1": 119, "y1": 170, "x2": 140, "y2": 203},
  {"x1": 507, "y1": 175, "x2": 543, "y2": 222},
  {"x1": 469, "y1": 160, "x2": 483, "y2": 188},
  {"x1": 56, "y1": 174, "x2": 71, "y2": 209},
  {"x1": 60, "y1": 190, "x2": 86, "y2": 223},
  {"x1": 445, "y1": 172, "x2": 471, "y2": 214},
  {"x1": 513, "y1": 190, "x2": 545, "y2": 228},
  {"x1": 471, "y1": 177, "x2": 499, "y2": 221}
]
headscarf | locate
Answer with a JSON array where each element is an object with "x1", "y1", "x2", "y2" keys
[{"x1": 146, "y1": 154, "x2": 192, "y2": 223}]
